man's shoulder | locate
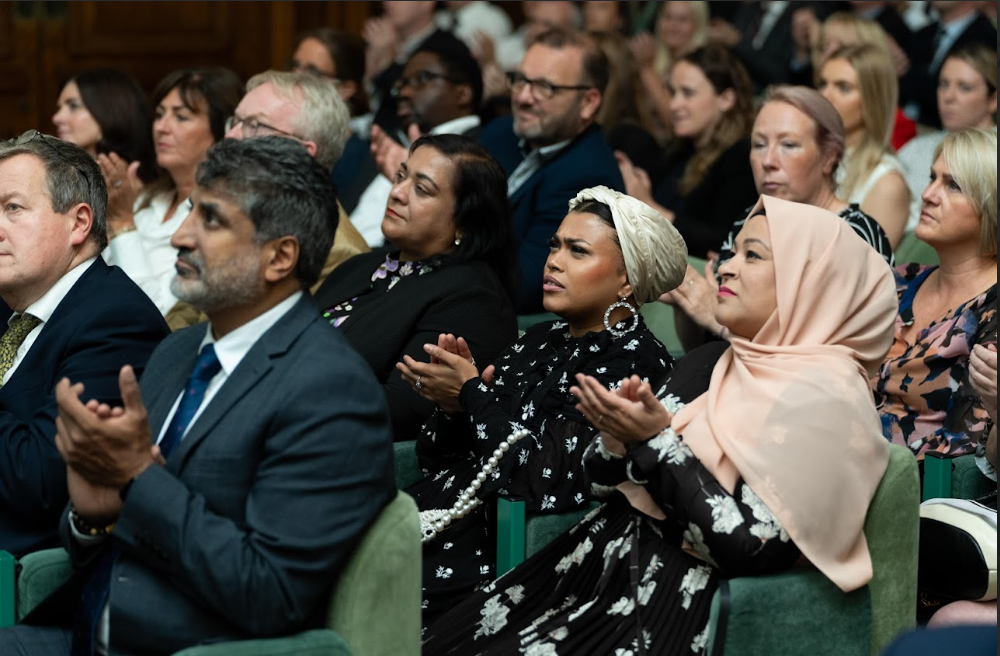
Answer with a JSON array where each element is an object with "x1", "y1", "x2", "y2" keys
[{"x1": 53, "y1": 259, "x2": 166, "y2": 331}]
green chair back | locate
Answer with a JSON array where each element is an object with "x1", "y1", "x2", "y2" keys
[{"x1": 895, "y1": 232, "x2": 939, "y2": 266}]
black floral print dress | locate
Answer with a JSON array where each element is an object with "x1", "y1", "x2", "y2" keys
[
  {"x1": 408, "y1": 319, "x2": 673, "y2": 626},
  {"x1": 421, "y1": 343, "x2": 802, "y2": 655}
]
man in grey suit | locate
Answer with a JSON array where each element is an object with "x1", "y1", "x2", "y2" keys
[{"x1": 0, "y1": 137, "x2": 395, "y2": 655}]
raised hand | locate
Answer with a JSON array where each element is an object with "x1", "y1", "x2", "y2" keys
[
  {"x1": 397, "y1": 344, "x2": 482, "y2": 414},
  {"x1": 571, "y1": 373, "x2": 672, "y2": 444}
]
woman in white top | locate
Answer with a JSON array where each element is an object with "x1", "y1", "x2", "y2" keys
[
  {"x1": 898, "y1": 44, "x2": 997, "y2": 232},
  {"x1": 819, "y1": 43, "x2": 910, "y2": 248},
  {"x1": 102, "y1": 68, "x2": 242, "y2": 314}
]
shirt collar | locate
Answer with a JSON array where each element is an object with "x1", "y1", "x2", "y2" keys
[
  {"x1": 14, "y1": 256, "x2": 98, "y2": 327},
  {"x1": 198, "y1": 291, "x2": 303, "y2": 376},
  {"x1": 517, "y1": 136, "x2": 574, "y2": 161},
  {"x1": 430, "y1": 115, "x2": 481, "y2": 135}
]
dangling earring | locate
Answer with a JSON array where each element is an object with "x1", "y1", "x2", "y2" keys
[
  {"x1": 454, "y1": 237, "x2": 462, "y2": 246},
  {"x1": 603, "y1": 295, "x2": 639, "y2": 338}
]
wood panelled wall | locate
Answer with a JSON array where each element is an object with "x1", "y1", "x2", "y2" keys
[{"x1": 0, "y1": 1, "x2": 381, "y2": 138}]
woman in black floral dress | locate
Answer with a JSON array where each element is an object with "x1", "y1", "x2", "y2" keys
[
  {"x1": 422, "y1": 196, "x2": 900, "y2": 655},
  {"x1": 399, "y1": 187, "x2": 689, "y2": 625}
]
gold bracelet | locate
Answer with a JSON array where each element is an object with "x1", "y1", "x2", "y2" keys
[
  {"x1": 70, "y1": 506, "x2": 116, "y2": 537},
  {"x1": 110, "y1": 224, "x2": 138, "y2": 240}
]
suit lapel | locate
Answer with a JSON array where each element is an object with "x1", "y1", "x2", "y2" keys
[{"x1": 167, "y1": 296, "x2": 316, "y2": 470}]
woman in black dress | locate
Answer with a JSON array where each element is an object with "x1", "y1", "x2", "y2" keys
[
  {"x1": 422, "y1": 196, "x2": 899, "y2": 655},
  {"x1": 313, "y1": 134, "x2": 518, "y2": 441},
  {"x1": 398, "y1": 186, "x2": 689, "y2": 625}
]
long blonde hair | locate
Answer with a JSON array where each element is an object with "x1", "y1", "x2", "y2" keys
[
  {"x1": 823, "y1": 44, "x2": 897, "y2": 201},
  {"x1": 813, "y1": 12, "x2": 892, "y2": 72},
  {"x1": 652, "y1": 1, "x2": 709, "y2": 79},
  {"x1": 936, "y1": 128, "x2": 998, "y2": 257}
]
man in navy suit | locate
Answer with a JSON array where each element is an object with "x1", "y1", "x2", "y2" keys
[
  {"x1": 0, "y1": 137, "x2": 395, "y2": 655},
  {"x1": 0, "y1": 133, "x2": 167, "y2": 557},
  {"x1": 479, "y1": 27, "x2": 624, "y2": 313}
]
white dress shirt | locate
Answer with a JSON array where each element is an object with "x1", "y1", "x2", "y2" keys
[
  {"x1": 3, "y1": 257, "x2": 97, "y2": 385},
  {"x1": 103, "y1": 192, "x2": 192, "y2": 315}
]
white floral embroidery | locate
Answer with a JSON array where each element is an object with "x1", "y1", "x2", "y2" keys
[
  {"x1": 564, "y1": 436, "x2": 578, "y2": 452},
  {"x1": 558, "y1": 372, "x2": 569, "y2": 392},
  {"x1": 566, "y1": 598, "x2": 595, "y2": 622},
  {"x1": 554, "y1": 537, "x2": 593, "y2": 573},
  {"x1": 691, "y1": 623, "x2": 709, "y2": 653},
  {"x1": 596, "y1": 366, "x2": 607, "y2": 374},
  {"x1": 506, "y1": 584, "x2": 525, "y2": 604},
  {"x1": 549, "y1": 627, "x2": 569, "y2": 641},
  {"x1": 435, "y1": 566, "x2": 453, "y2": 579},
  {"x1": 540, "y1": 495, "x2": 557, "y2": 510},
  {"x1": 523, "y1": 642, "x2": 558, "y2": 656},
  {"x1": 646, "y1": 427, "x2": 692, "y2": 465},
  {"x1": 443, "y1": 542, "x2": 454, "y2": 550},
  {"x1": 659, "y1": 393, "x2": 686, "y2": 415},
  {"x1": 522, "y1": 401, "x2": 535, "y2": 421},
  {"x1": 476, "y1": 423, "x2": 488, "y2": 440},
  {"x1": 623, "y1": 339, "x2": 639, "y2": 351},
  {"x1": 442, "y1": 475, "x2": 455, "y2": 490},
  {"x1": 741, "y1": 485, "x2": 789, "y2": 542},
  {"x1": 512, "y1": 344, "x2": 525, "y2": 353},
  {"x1": 682, "y1": 523, "x2": 719, "y2": 567},
  {"x1": 679, "y1": 565, "x2": 712, "y2": 610},
  {"x1": 542, "y1": 468, "x2": 553, "y2": 479},
  {"x1": 573, "y1": 492, "x2": 584, "y2": 505},
  {"x1": 475, "y1": 595, "x2": 510, "y2": 639},
  {"x1": 706, "y1": 495, "x2": 744, "y2": 534},
  {"x1": 519, "y1": 450, "x2": 530, "y2": 465},
  {"x1": 636, "y1": 581, "x2": 656, "y2": 606},
  {"x1": 589, "y1": 344, "x2": 601, "y2": 352},
  {"x1": 607, "y1": 596, "x2": 635, "y2": 616}
]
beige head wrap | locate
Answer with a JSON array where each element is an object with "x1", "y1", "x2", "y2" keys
[{"x1": 568, "y1": 186, "x2": 687, "y2": 305}]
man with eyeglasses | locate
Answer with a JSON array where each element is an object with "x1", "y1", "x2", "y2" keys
[
  {"x1": 0, "y1": 133, "x2": 168, "y2": 556},
  {"x1": 345, "y1": 38, "x2": 485, "y2": 247},
  {"x1": 164, "y1": 70, "x2": 370, "y2": 330},
  {"x1": 479, "y1": 27, "x2": 624, "y2": 313}
]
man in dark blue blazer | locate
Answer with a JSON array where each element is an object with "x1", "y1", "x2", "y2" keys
[
  {"x1": 479, "y1": 28, "x2": 625, "y2": 313},
  {"x1": 0, "y1": 134, "x2": 168, "y2": 557},
  {"x1": 0, "y1": 138, "x2": 395, "y2": 655}
]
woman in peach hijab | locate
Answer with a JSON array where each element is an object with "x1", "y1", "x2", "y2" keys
[{"x1": 421, "y1": 195, "x2": 898, "y2": 655}]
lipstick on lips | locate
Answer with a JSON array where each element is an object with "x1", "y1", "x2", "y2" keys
[
  {"x1": 542, "y1": 275, "x2": 564, "y2": 293},
  {"x1": 718, "y1": 286, "x2": 736, "y2": 298}
]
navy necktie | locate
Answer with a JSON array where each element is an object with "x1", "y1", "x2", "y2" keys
[
  {"x1": 70, "y1": 344, "x2": 221, "y2": 656},
  {"x1": 158, "y1": 344, "x2": 222, "y2": 459}
]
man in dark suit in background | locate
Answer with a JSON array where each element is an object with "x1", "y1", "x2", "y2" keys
[
  {"x1": 0, "y1": 132, "x2": 167, "y2": 557},
  {"x1": 479, "y1": 27, "x2": 624, "y2": 313},
  {"x1": 0, "y1": 137, "x2": 395, "y2": 655},
  {"x1": 903, "y1": 0, "x2": 997, "y2": 127}
]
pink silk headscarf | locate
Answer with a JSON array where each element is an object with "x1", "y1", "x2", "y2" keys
[{"x1": 672, "y1": 195, "x2": 898, "y2": 592}]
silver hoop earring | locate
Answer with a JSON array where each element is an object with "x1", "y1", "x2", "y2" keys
[{"x1": 603, "y1": 296, "x2": 639, "y2": 338}]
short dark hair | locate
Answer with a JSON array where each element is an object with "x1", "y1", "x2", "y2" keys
[
  {"x1": 293, "y1": 28, "x2": 370, "y2": 116},
  {"x1": 195, "y1": 137, "x2": 338, "y2": 290},
  {"x1": 413, "y1": 38, "x2": 484, "y2": 111},
  {"x1": 527, "y1": 28, "x2": 610, "y2": 94},
  {"x1": 151, "y1": 67, "x2": 243, "y2": 142},
  {"x1": 71, "y1": 68, "x2": 159, "y2": 184},
  {"x1": 408, "y1": 134, "x2": 516, "y2": 295},
  {"x1": 0, "y1": 134, "x2": 108, "y2": 250}
]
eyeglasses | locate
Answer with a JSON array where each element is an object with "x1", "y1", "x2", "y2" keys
[
  {"x1": 8, "y1": 130, "x2": 93, "y2": 187},
  {"x1": 391, "y1": 71, "x2": 455, "y2": 97},
  {"x1": 505, "y1": 72, "x2": 593, "y2": 101},
  {"x1": 225, "y1": 115, "x2": 300, "y2": 140}
]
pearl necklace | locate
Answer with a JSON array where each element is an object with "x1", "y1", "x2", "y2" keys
[{"x1": 420, "y1": 428, "x2": 530, "y2": 543}]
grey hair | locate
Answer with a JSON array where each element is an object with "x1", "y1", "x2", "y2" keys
[
  {"x1": 245, "y1": 70, "x2": 350, "y2": 169},
  {"x1": 195, "y1": 137, "x2": 338, "y2": 289},
  {"x1": 0, "y1": 134, "x2": 108, "y2": 250}
]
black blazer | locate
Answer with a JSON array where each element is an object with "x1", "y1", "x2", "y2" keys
[
  {"x1": 903, "y1": 13, "x2": 997, "y2": 128},
  {"x1": 0, "y1": 258, "x2": 168, "y2": 556},
  {"x1": 314, "y1": 250, "x2": 518, "y2": 441}
]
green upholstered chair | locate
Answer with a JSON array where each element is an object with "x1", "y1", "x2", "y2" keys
[
  {"x1": 640, "y1": 255, "x2": 710, "y2": 360},
  {"x1": 922, "y1": 452, "x2": 995, "y2": 501},
  {"x1": 4, "y1": 491, "x2": 422, "y2": 656},
  {"x1": 496, "y1": 497, "x2": 599, "y2": 576},
  {"x1": 706, "y1": 443, "x2": 921, "y2": 656},
  {"x1": 394, "y1": 440, "x2": 423, "y2": 489},
  {"x1": 895, "y1": 232, "x2": 940, "y2": 267}
]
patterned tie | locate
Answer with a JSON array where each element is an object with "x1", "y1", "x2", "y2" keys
[
  {"x1": 0, "y1": 313, "x2": 41, "y2": 384},
  {"x1": 70, "y1": 344, "x2": 222, "y2": 656},
  {"x1": 157, "y1": 343, "x2": 222, "y2": 459}
]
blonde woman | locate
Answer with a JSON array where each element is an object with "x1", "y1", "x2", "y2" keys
[
  {"x1": 818, "y1": 43, "x2": 910, "y2": 247},
  {"x1": 629, "y1": 1, "x2": 709, "y2": 142}
]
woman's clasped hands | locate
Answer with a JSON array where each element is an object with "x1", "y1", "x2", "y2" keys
[
  {"x1": 571, "y1": 374, "x2": 672, "y2": 455},
  {"x1": 397, "y1": 333, "x2": 496, "y2": 414}
]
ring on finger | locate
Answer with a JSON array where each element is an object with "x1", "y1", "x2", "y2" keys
[
  {"x1": 415, "y1": 376, "x2": 422, "y2": 389},
  {"x1": 113, "y1": 180, "x2": 123, "y2": 189}
]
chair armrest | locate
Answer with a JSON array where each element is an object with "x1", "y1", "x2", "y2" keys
[
  {"x1": 706, "y1": 569, "x2": 871, "y2": 656},
  {"x1": 496, "y1": 498, "x2": 599, "y2": 576},
  {"x1": 923, "y1": 453, "x2": 994, "y2": 501},
  {"x1": 16, "y1": 547, "x2": 74, "y2": 622},
  {"x1": 0, "y1": 550, "x2": 14, "y2": 628},
  {"x1": 393, "y1": 440, "x2": 422, "y2": 489},
  {"x1": 171, "y1": 629, "x2": 351, "y2": 656}
]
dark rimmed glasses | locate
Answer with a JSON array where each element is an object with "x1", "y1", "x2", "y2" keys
[
  {"x1": 224, "y1": 115, "x2": 301, "y2": 140},
  {"x1": 505, "y1": 72, "x2": 594, "y2": 101},
  {"x1": 391, "y1": 71, "x2": 457, "y2": 97}
]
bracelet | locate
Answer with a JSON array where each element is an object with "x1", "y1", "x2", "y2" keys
[
  {"x1": 110, "y1": 224, "x2": 138, "y2": 240},
  {"x1": 70, "y1": 506, "x2": 116, "y2": 537}
]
